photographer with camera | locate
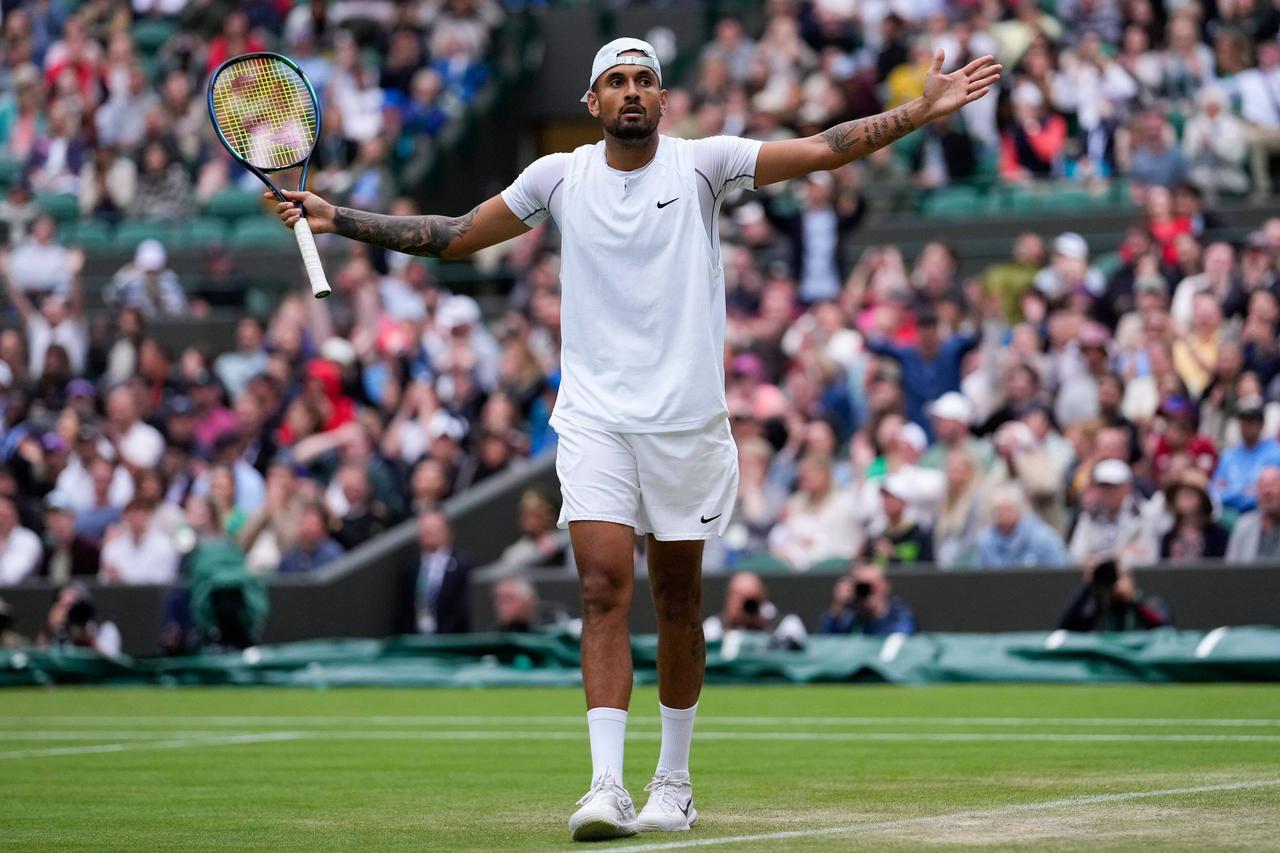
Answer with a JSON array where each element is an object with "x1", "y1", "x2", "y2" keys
[
  {"x1": 703, "y1": 571, "x2": 807, "y2": 648},
  {"x1": 818, "y1": 563, "x2": 917, "y2": 636},
  {"x1": 1056, "y1": 559, "x2": 1171, "y2": 632},
  {"x1": 36, "y1": 582, "x2": 122, "y2": 656}
]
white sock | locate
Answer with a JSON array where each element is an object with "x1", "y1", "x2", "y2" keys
[
  {"x1": 586, "y1": 707, "x2": 628, "y2": 783},
  {"x1": 657, "y1": 701, "x2": 698, "y2": 776}
]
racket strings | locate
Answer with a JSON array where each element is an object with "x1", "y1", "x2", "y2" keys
[{"x1": 211, "y1": 55, "x2": 318, "y2": 171}]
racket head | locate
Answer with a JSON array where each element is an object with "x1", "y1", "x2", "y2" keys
[{"x1": 207, "y1": 52, "x2": 322, "y2": 178}]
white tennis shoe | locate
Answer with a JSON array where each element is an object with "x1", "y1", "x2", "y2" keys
[
  {"x1": 568, "y1": 773, "x2": 638, "y2": 841},
  {"x1": 637, "y1": 770, "x2": 697, "y2": 832}
]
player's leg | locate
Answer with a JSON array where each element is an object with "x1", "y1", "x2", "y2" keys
[
  {"x1": 636, "y1": 536, "x2": 704, "y2": 831},
  {"x1": 556, "y1": 422, "x2": 644, "y2": 841}
]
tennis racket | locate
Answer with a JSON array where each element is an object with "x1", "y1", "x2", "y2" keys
[{"x1": 207, "y1": 52, "x2": 331, "y2": 299}]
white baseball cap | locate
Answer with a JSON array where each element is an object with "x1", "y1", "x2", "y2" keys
[
  {"x1": 1093, "y1": 458, "x2": 1133, "y2": 486},
  {"x1": 581, "y1": 37, "x2": 663, "y2": 103},
  {"x1": 927, "y1": 392, "x2": 973, "y2": 424},
  {"x1": 895, "y1": 422, "x2": 928, "y2": 453},
  {"x1": 135, "y1": 239, "x2": 167, "y2": 272}
]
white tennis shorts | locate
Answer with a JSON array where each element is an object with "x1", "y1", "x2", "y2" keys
[{"x1": 554, "y1": 415, "x2": 739, "y2": 541}]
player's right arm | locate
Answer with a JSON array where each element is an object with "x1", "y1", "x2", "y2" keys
[{"x1": 271, "y1": 191, "x2": 528, "y2": 260}]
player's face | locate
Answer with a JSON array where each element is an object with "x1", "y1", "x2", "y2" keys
[{"x1": 588, "y1": 63, "x2": 665, "y2": 141}]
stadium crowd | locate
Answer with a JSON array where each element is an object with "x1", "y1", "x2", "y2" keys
[{"x1": 2, "y1": 0, "x2": 1280, "y2": 646}]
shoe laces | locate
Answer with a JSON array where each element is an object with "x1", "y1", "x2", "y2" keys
[
  {"x1": 644, "y1": 771, "x2": 690, "y2": 812},
  {"x1": 579, "y1": 774, "x2": 630, "y2": 808}
]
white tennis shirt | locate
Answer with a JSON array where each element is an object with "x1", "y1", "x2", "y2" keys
[{"x1": 502, "y1": 134, "x2": 762, "y2": 433}]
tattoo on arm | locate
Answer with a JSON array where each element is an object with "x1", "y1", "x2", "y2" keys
[
  {"x1": 332, "y1": 206, "x2": 478, "y2": 258},
  {"x1": 821, "y1": 105, "x2": 917, "y2": 158}
]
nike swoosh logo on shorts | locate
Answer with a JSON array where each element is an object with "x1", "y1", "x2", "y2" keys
[
  {"x1": 657, "y1": 198, "x2": 679, "y2": 209},
  {"x1": 700, "y1": 513, "x2": 722, "y2": 524}
]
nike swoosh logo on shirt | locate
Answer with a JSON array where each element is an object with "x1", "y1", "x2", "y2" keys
[
  {"x1": 657, "y1": 198, "x2": 679, "y2": 209},
  {"x1": 700, "y1": 513, "x2": 722, "y2": 524}
]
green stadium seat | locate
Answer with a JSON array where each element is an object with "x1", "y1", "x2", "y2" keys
[
  {"x1": 204, "y1": 189, "x2": 264, "y2": 221},
  {"x1": 733, "y1": 553, "x2": 792, "y2": 574},
  {"x1": 132, "y1": 19, "x2": 178, "y2": 55},
  {"x1": 807, "y1": 557, "x2": 853, "y2": 574},
  {"x1": 0, "y1": 157, "x2": 23, "y2": 189},
  {"x1": 229, "y1": 217, "x2": 292, "y2": 249},
  {"x1": 62, "y1": 219, "x2": 115, "y2": 251},
  {"x1": 172, "y1": 217, "x2": 229, "y2": 249},
  {"x1": 921, "y1": 186, "x2": 981, "y2": 218},
  {"x1": 35, "y1": 192, "x2": 80, "y2": 222},
  {"x1": 114, "y1": 219, "x2": 181, "y2": 252}
]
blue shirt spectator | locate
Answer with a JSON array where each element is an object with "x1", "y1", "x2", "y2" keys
[
  {"x1": 277, "y1": 504, "x2": 344, "y2": 574},
  {"x1": 866, "y1": 312, "x2": 977, "y2": 436},
  {"x1": 1211, "y1": 401, "x2": 1280, "y2": 515},
  {"x1": 975, "y1": 485, "x2": 1071, "y2": 568}
]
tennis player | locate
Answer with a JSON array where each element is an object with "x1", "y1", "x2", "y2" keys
[{"x1": 274, "y1": 38, "x2": 999, "y2": 841}]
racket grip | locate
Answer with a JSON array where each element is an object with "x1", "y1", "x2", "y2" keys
[{"x1": 293, "y1": 216, "x2": 331, "y2": 299}]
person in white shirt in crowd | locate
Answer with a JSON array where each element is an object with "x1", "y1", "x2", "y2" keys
[
  {"x1": 1170, "y1": 241, "x2": 1236, "y2": 331},
  {"x1": 768, "y1": 453, "x2": 865, "y2": 569},
  {"x1": 99, "y1": 498, "x2": 180, "y2": 585},
  {"x1": 213, "y1": 317, "x2": 270, "y2": 400},
  {"x1": 2, "y1": 242, "x2": 88, "y2": 378},
  {"x1": 1069, "y1": 459, "x2": 1157, "y2": 568},
  {"x1": 0, "y1": 494, "x2": 42, "y2": 585},
  {"x1": 103, "y1": 239, "x2": 188, "y2": 318},
  {"x1": 1229, "y1": 40, "x2": 1280, "y2": 198},
  {"x1": 1182, "y1": 84, "x2": 1250, "y2": 200},
  {"x1": 104, "y1": 384, "x2": 164, "y2": 470},
  {"x1": 1, "y1": 214, "x2": 74, "y2": 298}
]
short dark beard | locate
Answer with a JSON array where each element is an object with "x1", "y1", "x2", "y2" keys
[{"x1": 603, "y1": 109, "x2": 659, "y2": 144}]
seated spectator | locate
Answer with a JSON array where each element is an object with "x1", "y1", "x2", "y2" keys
[
  {"x1": 329, "y1": 462, "x2": 397, "y2": 551},
  {"x1": 3, "y1": 213, "x2": 75, "y2": 298},
  {"x1": 1151, "y1": 396, "x2": 1218, "y2": 482},
  {"x1": 1226, "y1": 466, "x2": 1280, "y2": 564},
  {"x1": 36, "y1": 582, "x2": 122, "y2": 656},
  {"x1": 818, "y1": 563, "x2": 917, "y2": 636},
  {"x1": 934, "y1": 449, "x2": 988, "y2": 569},
  {"x1": 1124, "y1": 109, "x2": 1188, "y2": 190},
  {"x1": 104, "y1": 383, "x2": 164, "y2": 470},
  {"x1": 1068, "y1": 460, "x2": 1157, "y2": 568},
  {"x1": 1182, "y1": 85, "x2": 1250, "y2": 200},
  {"x1": 39, "y1": 493, "x2": 99, "y2": 583},
  {"x1": 493, "y1": 575, "x2": 540, "y2": 633},
  {"x1": 975, "y1": 484, "x2": 1070, "y2": 568},
  {"x1": 1160, "y1": 469, "x2": 1229, "y2": 561},
  {"x1": 277, "y1": 502, "x2": 345, "y2": 575},
  {"x1": 861, "y1": 473, "x2": 933, "y2": 566},
  {"x1": 1057, "y1": 560, "x2": 1171, "y2": 631},
  {"x1": 100, "y1": 498, "x2": 179, "y2": 585},
  {"x1": 213, "y1": 318, "x2": 268, "y2": 400},
  {"x1": 239, "y1": 456, "x2": 312, "y2": 574},
  {"x1": 103, "y1": 239, "x2": 187, "y2": 317},
  {"x1": 768, "y1": 454, "x2": 864, "y2": 570},
  {"x1": 72, "y1": 456, "x2": 125, "y2": 543},
  {"x1": 397, "y1": 510, "x2": 470, "y2": 634},
  {"x1": 0, "y1": 493, "x2": 42, "y2": 584},
  {"x1": 499, "y1": 489, "x2": 567, "y2": 568},
  {"x1": 1211, "y1": 396, "x2": 1280, "y2": 517},
  {"x1": 1000, "y1": 83, "x2": 1067, "y2": 181}
]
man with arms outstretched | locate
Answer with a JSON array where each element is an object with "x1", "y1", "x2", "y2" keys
[{"x1": 274, "y1": 38, "x2": 999, "y2": 841}]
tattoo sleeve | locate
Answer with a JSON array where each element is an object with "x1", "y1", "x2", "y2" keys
[
  {"x1": 820, "y1": 104, "x2": 918, "y2": 160},
  {"x1": 332, "y1": 206, "x2": 478, "y2": 258}
]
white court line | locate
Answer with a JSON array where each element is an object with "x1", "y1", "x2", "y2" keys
[
  {"x1": 568, "y1": 778, "x2": 1280, "y2": 852},
  {"x1": 9, "y1": 715, "x2": 1280, "y2": 728},
  {"x1": 0, "y1": 731, "x2": 304, "y2": 760}
]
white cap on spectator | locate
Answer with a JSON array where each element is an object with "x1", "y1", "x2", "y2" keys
[
  {"x1": 928, "y1": 392, "x2": 973, "y2": 424},
  {"x1": 1012, "y1": 82, "x2": 1044, "y2": 109},
  {"x1": 1093, "y1": 458, "x2": 1133, "y2": 486},
  {"x1": 896, "y1": 421, "x2": 928, "y2": 453},
  {"x1": 880, "y1": 471, "x2": 915, "y2": 501},
  {"x1": 438, "y1": 294, "x2": 482, "y2": 330},
  {"x1": 1053, "y1": 232, "x2": 1089, "y2": 261},
  {"x1": 320, "y1": 337, "x2": 358, "y2": 367},
  {"x1": 135, "y1": 239, "x2": 167, "y2": 272},
  {"x1": 426, "y1": 410, "x2": 466, "y2": 442},
  {"x1": 581, "y1": 37, "x2": 662, "y2": 103},
  {"x1": 733, "y1": 202, "x2": 766, "y2": 226}
]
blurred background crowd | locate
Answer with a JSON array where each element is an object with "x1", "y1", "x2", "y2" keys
[{"x1": 2, "y1": 0, "x2": 1280, "y2": 655}]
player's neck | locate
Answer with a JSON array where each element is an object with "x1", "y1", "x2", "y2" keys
[{"x1": 603, "y1": 132, "x2": 659, "y2": 172}]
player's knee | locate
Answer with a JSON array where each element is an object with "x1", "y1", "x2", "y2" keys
[{"x1": 579, "y1": 569, "x2": 629, "y2": 618}]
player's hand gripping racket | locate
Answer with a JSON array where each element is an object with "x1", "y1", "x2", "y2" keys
[{"x1": 208, "y1": 52, "x2": 331, "y2": 298}]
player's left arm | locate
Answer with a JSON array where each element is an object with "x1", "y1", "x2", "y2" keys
[{"x1": 754, "y1": 51, "x2": 1001, "y2": 187}]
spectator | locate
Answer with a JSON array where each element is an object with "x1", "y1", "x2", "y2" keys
[
  {"x1": 1057, "y1": 560, "x2": 1171, "y2": 631},
  {"x1": 104, "y1": 383, "x2": 164, "y2": 470},
  {"x1": 1123, "y1": 109, "x2": 1188, "y2": 190},
  {"x1": 920, "y1": 392, "x2": 991, "y2": 472},
  {"x1": 862, "y1": 473, "x2": 934, "y2": 566},
  {"x1": 499, "y1": 489, "x2": 567, "y2": 568},
  {"x1": 0, "y1": 596, "x2": 29, "y2": 648},
  {"x1": 213, "y1": 318, "x2": 268, "y2": 400},
  {"x1": 240, "y1": 456, "x2": 312, "y2": 574},
  {"x1": 104, "y1": 239, "x2": 187, "y2": 317},
  {"x1": 1182, "y1": 85, "x2": 1250, "y2": 200},
  {"x1": 981, "y1": 235, "x2": 1046, "y2": 324},
  {"x1": 865, "y1": 308, "x2": 978, "y2": 433},
  {"x1": 1000, "y1": 83, "x2": 1067, "y2": 181},
  {"x1": 818, "y1": 563, "x2": 917, "y2": 636},
  {"x1": 975, "y1": 484, "x2": 1070, "y2": 568},
  {"x1": 1226, "y1": 466, "x2": 1280, "y2": 564},
  {"x1": 71, "y1": 455, "x2": 126, "y2": 542},
  {"x1": 4, "y1": 250, "x2": 87, "y2": 378},
  {"x1": 277, "y1": 502, "x2": 344, "y2": 575},
  {"x1": 1160, "y1": 469, "x2": 1229, "y2": 561},
  {"x1": 37, "y1": 583, "x2": 122, "y2": 656},
  {"x1": 0, "y1": 493, "x2": 42, "y2": 584},
  {"x1": 703, "y1": 571, "x2": 806, "y2": 648},
  {"x1": 3, "y1": 213, "x2": 74, "y2": 297},
  {"x1": 1069, "y1": 459, "x2": 1157, "y2": 567},
  {"x1": 398, "y1": 510, "x2": 470, "y2": 634},
  {"x1": 39, "y1": 493, "x2": 98, "y2": 583},
  {"x1": 934, "y1": 449, "x2": 988, "y2": 569},
  {"x1": 1211, "y1": 396, "x2": 1280, "y2": 517},
  {"x1": 773, "y1": 172, "x2": 864, "y2": 303},
  {"x1": 492, "y1": 575, "x2": 540, "y2": 633},
  {"x1": 329, "y1": 461, "x2": 397, "y2": 552},
  {"x1": 99, "y1": 498, "x2": 179, "y2": 584},
  {"x1": 768, "y1": 454, "x2": 864, "y2": 569}
]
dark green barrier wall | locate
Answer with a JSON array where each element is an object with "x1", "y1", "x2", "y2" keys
[{"x1": 3, "y1": 628, "x2": 1277, "y2": 687}]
